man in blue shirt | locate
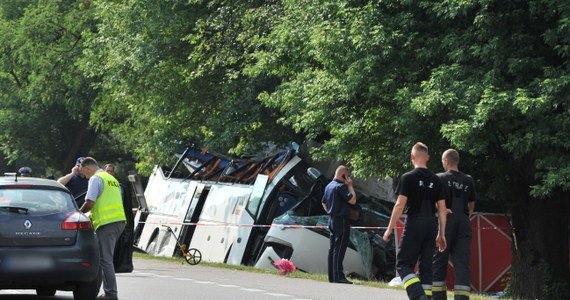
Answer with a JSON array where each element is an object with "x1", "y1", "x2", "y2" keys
[
  {"x1": 58, "y1": 157, "x2": 89, "y2": 207},
  {"x1": 321, "y1": 165, "x2": 357, "y2": 284}
]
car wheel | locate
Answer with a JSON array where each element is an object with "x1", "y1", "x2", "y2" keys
[
  {"x1": 36, "y1": 288, "x2": 56, "y2": 296},
  {"x1": 74, "y1": 281, "x2": 98, "y2": 300}
]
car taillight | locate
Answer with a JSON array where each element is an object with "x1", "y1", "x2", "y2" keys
[{"x1": 62, "y1": 212, "x2": 93, "y2": 230}]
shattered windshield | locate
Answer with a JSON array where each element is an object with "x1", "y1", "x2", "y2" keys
[{"x1": 269, "y1": 161, "x2": 398, "y2": 281}]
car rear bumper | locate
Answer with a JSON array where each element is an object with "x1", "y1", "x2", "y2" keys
[{"x1": 0, "y1": 236, "x2": 100, "y2": 286}]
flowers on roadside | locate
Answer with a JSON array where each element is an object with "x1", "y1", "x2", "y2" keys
[{"x1": 274, "y1": 259, "x2": 296, "y2": 275}]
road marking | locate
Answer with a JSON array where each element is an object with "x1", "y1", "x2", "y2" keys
[
  {"x1": 195, "y1": 280, "x2": 214, "y2": 284},
  {"x1": 121, "y1": 272, "x2": 158, "y2": 278},
  {"x1": 128, "y1": 271, "x2": 312, "y2": 299},
  {"x1": 265, "y1": 293, "x2": 293, "y2": 297},
  {"x1": 240, "y1": 288, "x2": 266, "y2": 292},
  {"x1": 218, "y1": 284, "x2": 240, "y2": 288}
]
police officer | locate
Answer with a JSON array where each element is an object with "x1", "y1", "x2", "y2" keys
[
  {"x1": 433, "y1": 149, "x2": 476, "y2": 300},
  {"x1": 18, "y1": 167, "x2": 32, "y2": 177},
  {"x1": 321, "y1": 165, "x2": 357, "y2": 284},
  {"x1": 79, "y1": 157, "x2": 126, "y2": 300},
  {"x1": 383, "y1": 142, "x2": 447, "y2": 300}
]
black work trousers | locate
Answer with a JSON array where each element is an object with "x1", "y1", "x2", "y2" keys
[
  {"x1": 328, "y1": 215, "x2": 350, "y2": 282},
  {"x1": 433, "y1": 215, "x2": 472, "y2": 300},
  {"x1": 397, "y1": 214, "x2": 437, "y2": 300}
]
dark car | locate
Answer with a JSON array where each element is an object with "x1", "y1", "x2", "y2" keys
[{"x1": 0, "y1": 176, "x2": 100, "y2": 299}]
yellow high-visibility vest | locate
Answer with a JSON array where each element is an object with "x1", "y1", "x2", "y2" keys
[{"x1": 90, "y1": 171, "x2": 126, "y2": 230}]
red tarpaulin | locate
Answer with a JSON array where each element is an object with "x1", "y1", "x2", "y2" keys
[
  {"x1": 395, "y1": 213, "x2": 513, "y2": 293},
  {"x1": 443, "y1": 214, "x2": 512, "y2": 293}
]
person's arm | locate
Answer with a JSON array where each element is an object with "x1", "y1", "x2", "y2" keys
[
  {"x1": 382, "y1": 195, "x2": 407, "y2": 242},
  {"x1": 345, "y1": 176, "x2": 357, "y2": 205},
  {"x1": 80, "y1": 200, "x2": 95, "y2": 213},
  {"x1": 436, "y1": 199, "x2": 447, "y2": 252},
  {"x1": 468, "y1": 201, "x2": 475, "y2": 217},
  {"x1": 79, "y1": 175, "x2": 103, "y2": 213},
  {"x1": 322, "y1": 202, "x2": 328, "y2": 212},
  {"x1": 468, "y1": 176, "x2": 476, "y2": 217},
  {"x1": 347, "y1": 186, "x2": 357, "y2": 205},
  {"x1": 58, "y1": 166, "x2": 80, "y2": 185}
]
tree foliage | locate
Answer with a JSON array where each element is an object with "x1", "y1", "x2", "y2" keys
[
  {"x1": 0, "y1": 0, "x2": 101, "y2": 174},
  {"x1": 246, "y1": 0, "x2": 570, "y2": 298},
  {"x1": 81, "y1": 0, "x2": 296, "y2": 173},
  {"x1": 0, "y1": 0, "x2": 568, "y2": 297}
]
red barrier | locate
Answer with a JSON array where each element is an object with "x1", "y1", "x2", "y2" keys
[
  {"x1": 447, "y1": 214, "x2": 512, "y2": 293},
  {"x1": 395, "y1": 213, "x2": 512, "y2": 293}
]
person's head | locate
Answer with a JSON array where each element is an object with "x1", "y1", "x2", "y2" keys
[
  {"x1": 80, "y1": 157, "x2": 100, "y2": 179},
  {"x1": 334, "y1": 165, "x2": 351, "y2": 181},
  {"x1": 410, "y1": 142, "x2": 430, "y2": 167},
  {"x1": 18, "y1": 167, "x2": 32, "y2": 177},
  {"x1": 104, "y1": 164, "x2": 115, "y2": 176},
  {"x1": 441, "y1": 149, "x2": 460, "y2": 171},
  {"x1": 74, "y1": 157, "x2": 86, "y2": 177}
]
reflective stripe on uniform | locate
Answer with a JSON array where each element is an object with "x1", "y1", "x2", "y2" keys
[
  {"x1": 96, "y1": 204, "x2": 124, "y2": 214},
  {"x1": 433, "y1": 281, "x2": 446, "y2": 292},
  {"x1": 97, "y1": 210, "x2": 126, "y2": 223},
  {"x1": 455, "y1": 285, "x2": 470, "y2": 291},
  {"x1": 403, "y1": 274, "x2": 420, "y2": 289},
  {"x1": 422, "y1": 282, "x2": 433, "y2": 296},
  {"x1": 455, "y1": 284, "x2": 471, "y2": 296},
  {"x1": 433, "y1": 281, "x2": 446, "y2": 287}
]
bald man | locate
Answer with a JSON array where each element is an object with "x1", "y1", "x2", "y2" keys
[
  {"x1": 432, "y1": 149, "x2": 476, "y2": 300},
  {"x1": 383, "y1": 142, "x2": 447, "y2": 300},
  {"x1": 321, "y1": 165, "x2": 357, "y2": 284}
]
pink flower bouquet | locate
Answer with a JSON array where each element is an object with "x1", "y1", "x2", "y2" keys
[{"x1": 274, "y1": 259, "x2": 296, "y2": 275}]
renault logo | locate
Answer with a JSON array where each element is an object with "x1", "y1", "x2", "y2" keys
[{"x1": 24, "y1": 220, "x2": 32, "y2": 230}]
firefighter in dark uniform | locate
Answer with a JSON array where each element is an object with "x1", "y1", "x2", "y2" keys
[
  {"x1": 321, "y1": 165, "x2": 357, "y2": 284},
  {"x1": 383, "y1": 142, "x2": 448, "y2": 300},
  {"x1": 433, "y1": 149, "x2": 476, "y2": 300}
]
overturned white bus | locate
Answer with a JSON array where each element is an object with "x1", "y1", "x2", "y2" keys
[{"x1": 130, "y1": 145, "x2": 397, "y2": 280}]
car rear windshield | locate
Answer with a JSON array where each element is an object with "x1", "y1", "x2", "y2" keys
[{"x1": 0, "y1": 188, "x2": 75, "y2": 216}]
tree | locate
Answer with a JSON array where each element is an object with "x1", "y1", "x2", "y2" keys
[
  {"x1": 247, "y1": 0, "x2": 569, "y2": 298},
  {"x1": 414, "y1": 1, "x2": 570, "y2": 298},
  {"x1": 0, "y1": 0, "x2": 100, "y2": 174},
  {"x1": 2, "y1": 0, "x2": 568, "y2": 297},
  {"x1": 82, "y1": 0, "x2": 296, "y2": 173}
]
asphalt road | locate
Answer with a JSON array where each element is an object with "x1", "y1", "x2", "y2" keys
[{"x1": 0, "y1": 257, "x2": 409, "y2": 300}]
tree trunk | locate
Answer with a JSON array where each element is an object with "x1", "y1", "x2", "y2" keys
[
  {"x1": 61, "y1": 114, "x2": 93, "y2": 173},
  {"x1": 509, "y1": 190, "x2": 570, "y2": 299}
]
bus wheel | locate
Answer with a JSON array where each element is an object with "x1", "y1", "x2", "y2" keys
[{"x1": 146, "y1": 238, "x2": 158, "y2": 255}]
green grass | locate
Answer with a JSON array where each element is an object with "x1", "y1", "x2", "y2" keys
[{"x1": 133, "y1": 252, "x2": 509, "y2": 299}]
